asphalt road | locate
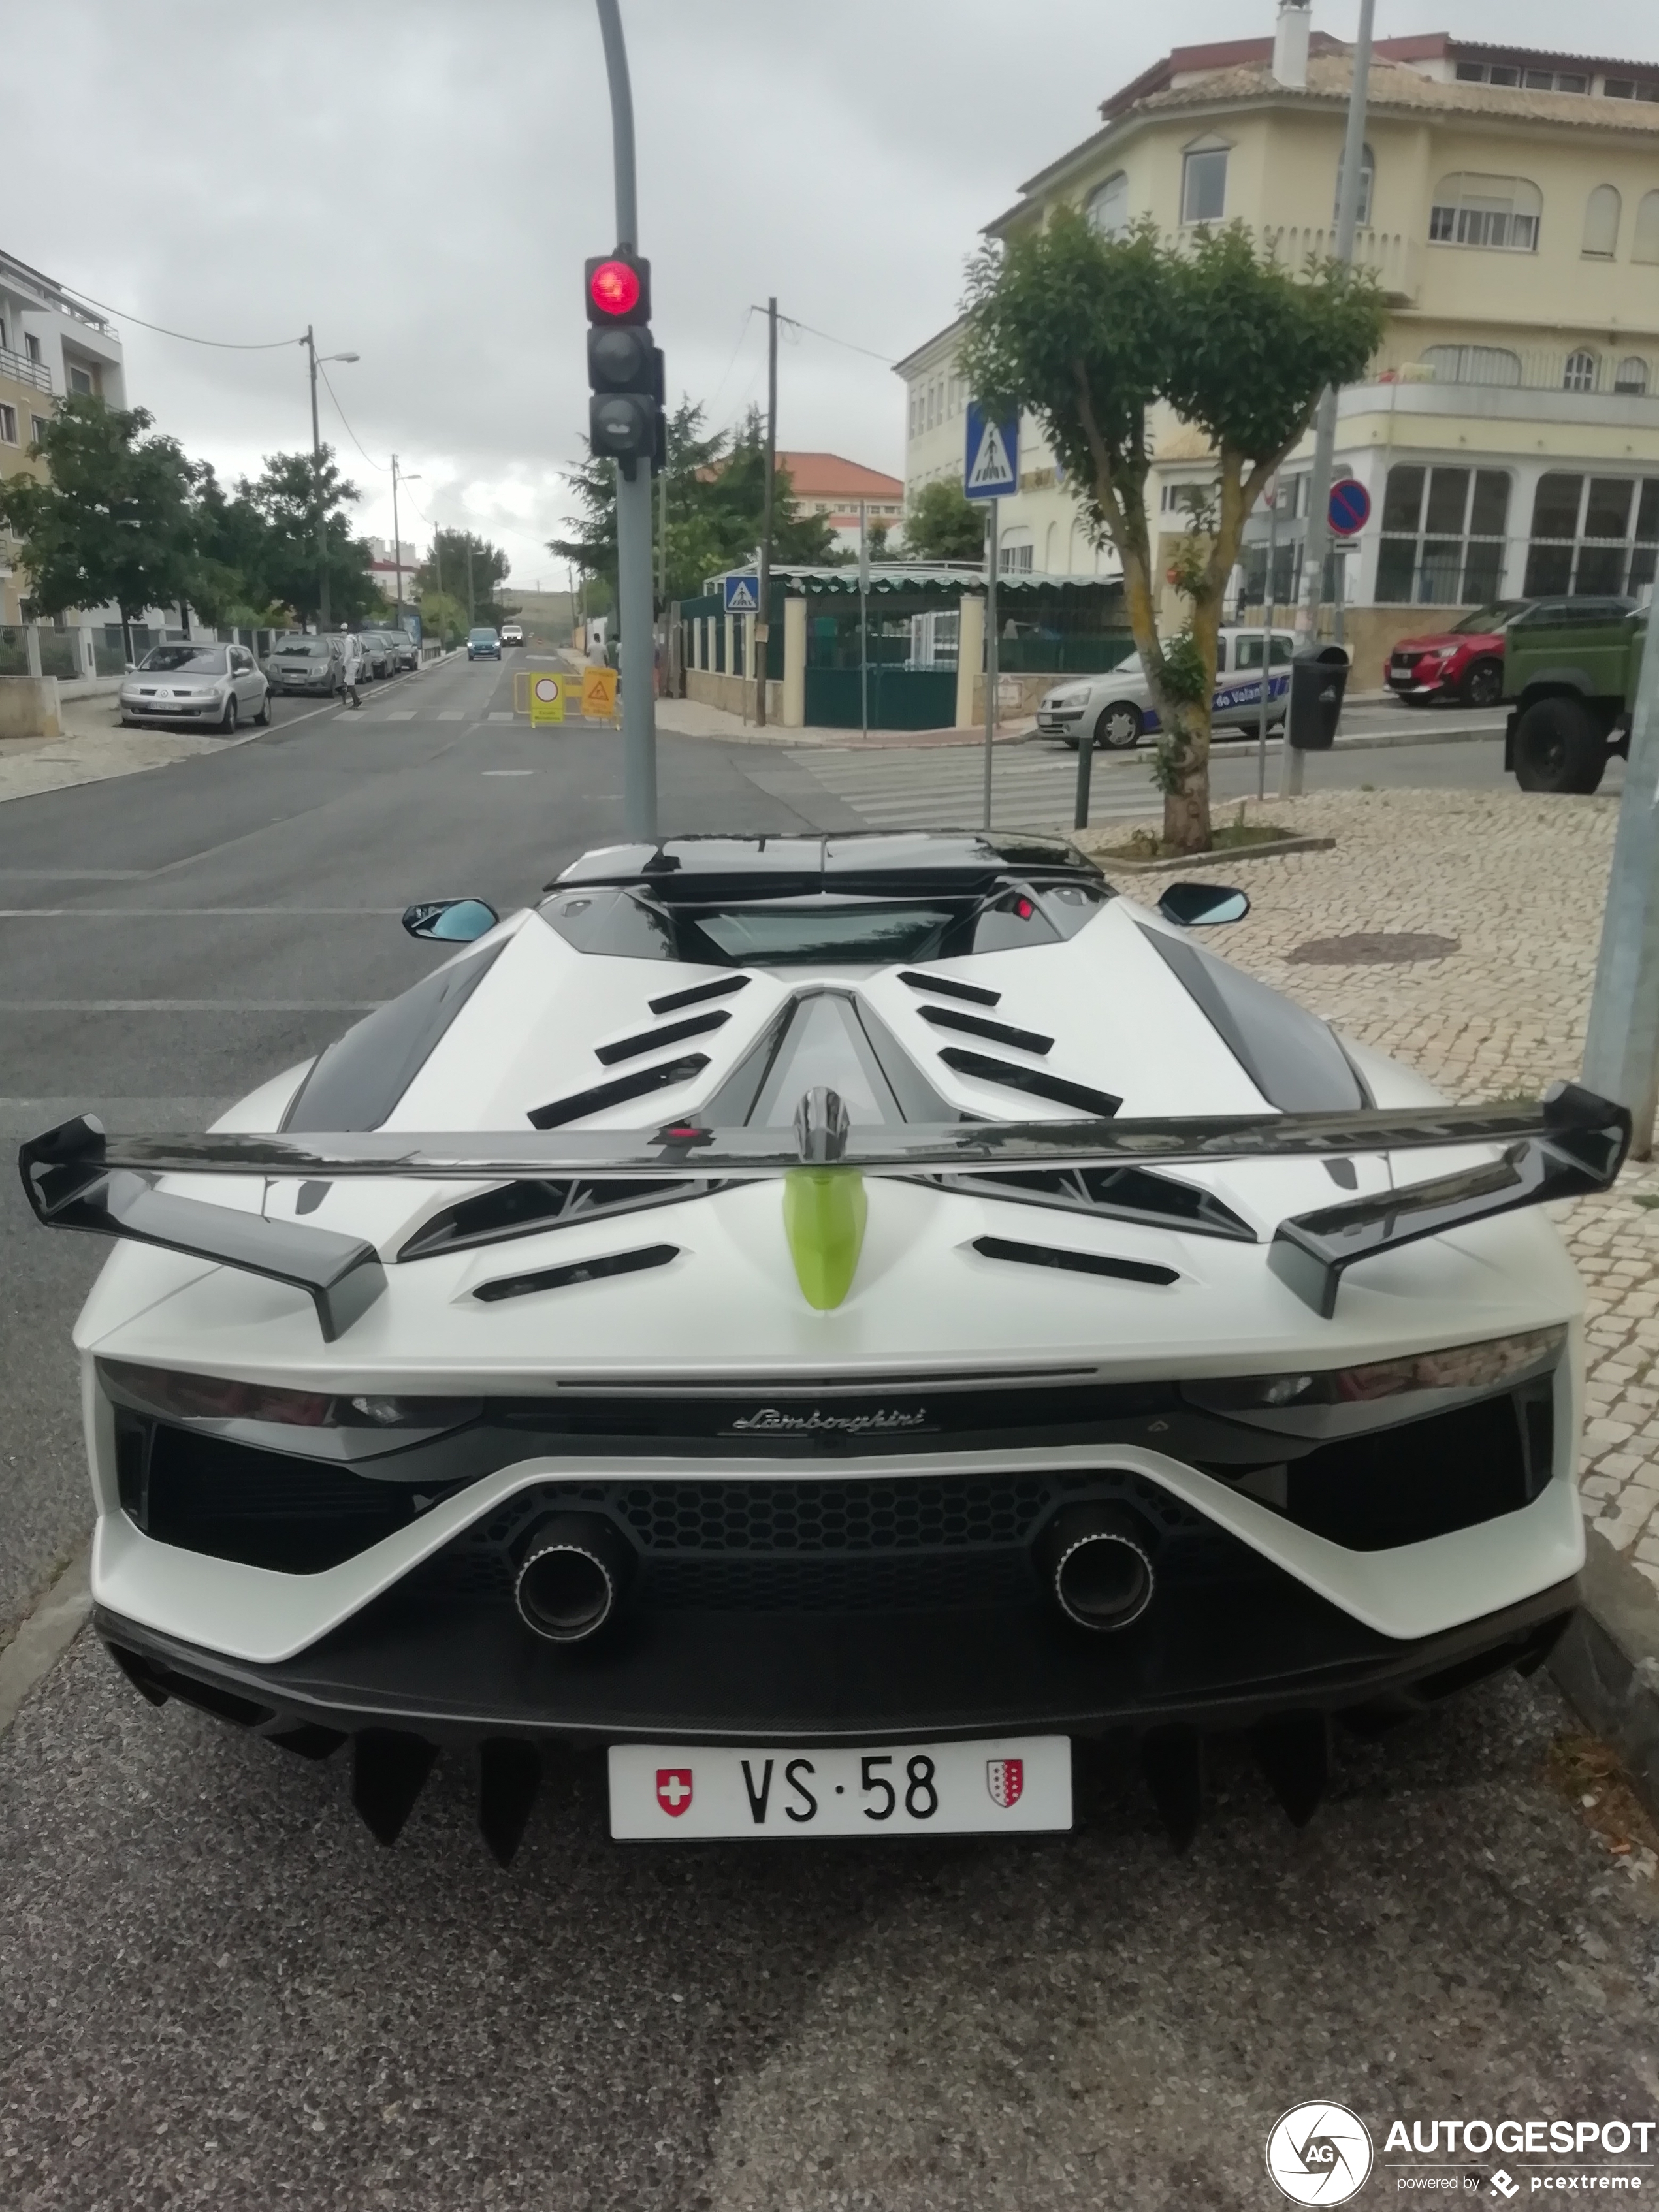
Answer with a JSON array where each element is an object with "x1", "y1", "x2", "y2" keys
[{"x1": 3, "y1": 658, "x2": 1655, "y2": 2211}]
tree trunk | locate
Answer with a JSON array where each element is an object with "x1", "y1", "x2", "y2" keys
[{"x1": 120, "y1": 609, "x2": 135, "y2": 667}]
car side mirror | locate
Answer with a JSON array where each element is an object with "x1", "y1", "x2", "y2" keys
[
  {"x1": 402, "y1": 897, "x2": 499, "y2": 942},
  {"x1": 1157, "y1": 880, "x2": 1249, "y2": 927}
]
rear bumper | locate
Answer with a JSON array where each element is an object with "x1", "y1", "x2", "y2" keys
[{"x1": 95, "y1": 1571, "x2": 1578, "y2": 1752}]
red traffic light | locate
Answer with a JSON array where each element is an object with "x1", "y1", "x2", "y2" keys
[{"x1": 588, "y1": 259, "x2": 641, "y2": 318}]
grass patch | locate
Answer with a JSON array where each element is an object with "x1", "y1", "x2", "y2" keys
[{"x1": 1098, "y1": 819, "x2": 1297, "y2": 864}]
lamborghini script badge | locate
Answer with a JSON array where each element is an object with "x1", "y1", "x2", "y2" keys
[{"x1": 724, "y1": 1407, "x2": 933, "y2": 1437}]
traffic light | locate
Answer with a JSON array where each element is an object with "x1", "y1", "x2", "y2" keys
[{"x1": 586, "y1": 251, "x2": 660, "y2": 478}]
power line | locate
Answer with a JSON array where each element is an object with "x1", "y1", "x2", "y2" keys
[
  {"x1": 65, "y1": 288, "x2": 301, "y2": 352},
  {"x1": 756, "y1": 308, "x2": 893, "y2": 366},
  {"x1": 317, "y1": 362, "x2": 389, "y2": 472}
]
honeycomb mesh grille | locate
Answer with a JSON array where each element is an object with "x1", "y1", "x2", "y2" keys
[{"x1": 415, "y1": 1471, "x2": 1201, "y2": 1614}]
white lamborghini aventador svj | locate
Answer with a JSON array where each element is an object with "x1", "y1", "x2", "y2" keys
[{"x1": 20, "y1": 833, "x2": 1627, "y2": 1860}]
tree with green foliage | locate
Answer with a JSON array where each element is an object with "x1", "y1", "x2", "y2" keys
[
  {"x1": 0, "y1": 395, "x2": 200, "y2": 657},
  {"x1": 550, "y1": 400, "x2": 841, "y2": 613},
  {"x1": 234, "y1": 447, "x2": 380, "y2": 628},
  {"x1": 415, "y1": 588, "x2": 468, "y2": 649},
  {"x1": 961, "y1": 215, "x2": 1385, "y2": 852},
  {"x1": 902, "y1": 479, "x2": 985, "y2": 562},
  {"x1": 413, "y1": 529, "x2": 513, "y2": 627}
]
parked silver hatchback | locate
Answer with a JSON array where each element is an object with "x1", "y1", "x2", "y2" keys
[
  {"x1": 120, "y1": 643, "x2": 270, "y2": 733},
  {"x1": 265, "y1": 634, "x2": 343, "y2": 696}
]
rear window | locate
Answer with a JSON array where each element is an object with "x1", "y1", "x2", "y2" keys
[
  {"x1": 137, "y1": 645, "x2": 227, "y2": 674},
  {"x1": 274, "y1": 639, "x2": 329, "y2": 658}
]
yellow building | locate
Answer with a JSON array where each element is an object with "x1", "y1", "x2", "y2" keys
[
  {"x1": 896, "y1": 8, "x2": 1659, "y2": 671},
  {"x1": 0, "y1": 248, "x2": 128, "y2": 626}
]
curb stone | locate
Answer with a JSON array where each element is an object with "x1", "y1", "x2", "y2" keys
[
  {"x1": 1551, "y1": 1528, "x2": 1659, "y2": 1817},
  {"x1": 0, "y1": 1543, "x2": 91, "y2": 1741},
  {"x1": 1089, "y1": 835, "x2": 1336, "y2": 873}
]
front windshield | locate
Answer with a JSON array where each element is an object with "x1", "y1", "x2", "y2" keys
[
  {"x1": 1114, "y1": 654, "x2": 1144, "y2": 678},
  {"x1": 137, "y1": 645, "x2": 227, "y2": 674},
  {"x1": 469, "y1": 628, "x2": 497, "y2": 641},
  {"x1": 1449, "y1": 602, "x2": 1526, "y2": 634}
]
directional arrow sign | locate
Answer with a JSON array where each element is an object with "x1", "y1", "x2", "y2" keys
[{"x1": 964, "y1": 402, "x2": 1018, "y2": 501}]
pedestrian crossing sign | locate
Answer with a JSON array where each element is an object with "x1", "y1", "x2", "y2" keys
[
  {"x1": 722, "y1": 574, "x2": 760, "y2": 613},
  {"x1": 529, "y1": 673, "x2": 565, "y2": 725},
  {"x1": 964, "y1": 402, "x2": 1018, "y2": 500}
]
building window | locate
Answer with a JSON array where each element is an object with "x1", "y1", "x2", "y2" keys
[
  {"x1": 1428, "y1": 173, "x2": 1541, "y2": 251},
  {"x1": 1523, "y1": 473, "x2": 1659, "y2": 597},
  {"x1": 1420, "y1": 345, "x2": 1521, "y2": 386},
  {"x1": 1180, "y1": 144, "x2": 1228, "y2": 225},
  {"x1": 1582, "y1": 185, "x2": 1621, "y2": 257},
  {"x1": 1563, "y1": 349, "x2": 1598, "y2": 393},
  {"x1": 1087, "y1": 170, "x2": 1130, "y2": 238},
  {"x1": 67, "y1": 364, "x2": 93, "y2": 396},
  {"x1": 24, "y1": 332, "x2": 40, "y2": 363},
  {"x1": 1375, "y1": 463, "x2": 1511, "y2": 604},
  {"x1": 29, "y1": 414, "x2": 48, "y2": 445},
  {"x1": 1634, "y1": 191, "x2": 1659, "y2": 264},
  {"x1": 997, "y1": 543, "x2": 1034, "y2": 575},
  {"x1": 0, "y1": 404, "x2": 16, "y2": 444},
  {"x1": 1615, "y1": 356, "x2": 1651, "y2": 396},
  {"x1": 1334, "y1": 142, "x2": 1374, "y2": 227}
]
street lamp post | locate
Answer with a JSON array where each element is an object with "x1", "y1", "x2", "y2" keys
[
  {"x1": 390, "y1": 457, "x2": 421, "y2": 632},
  {"x1": 301, "y1": 328, "x2": 359, "y2": 631}
]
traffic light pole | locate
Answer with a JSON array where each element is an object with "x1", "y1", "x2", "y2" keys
[
  {"x1": 596, "y1": 0, "x2": 658, "y2": 841},
  {"x1": 756, "y1": 295, "x2": 777, "y2": 728}
]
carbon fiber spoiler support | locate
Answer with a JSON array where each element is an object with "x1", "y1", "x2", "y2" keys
[
  {"x1": 19, "y1": 1119, "x2": 385, "y2": 1343},
  {"x1": 18, "y1": 1081, "x2": 1630, "y2": 1332},
  {"x1": 1266, "y1": 1083, "x2": 1626, "y2": 1317}
]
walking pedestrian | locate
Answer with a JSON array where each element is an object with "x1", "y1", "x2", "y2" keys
[{"x1": 338, "y1": 626, "x2": 364, "y2": 710}]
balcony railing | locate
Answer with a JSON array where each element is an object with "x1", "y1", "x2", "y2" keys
[
  {"x1": 0, "y1": 346, "x2": 53, "y2": 396},
  {"x1": 1369, "y1": 345, "x2": 1656, "y2": 398}
]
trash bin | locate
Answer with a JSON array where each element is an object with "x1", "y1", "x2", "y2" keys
[{"x1": 1287, "y1": 644, "x2": 1349, "y2": 751}]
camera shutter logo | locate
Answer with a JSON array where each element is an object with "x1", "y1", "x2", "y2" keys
[{"x1": 1265, "y1": 2103, "x2": 1374, "y2": 2205}]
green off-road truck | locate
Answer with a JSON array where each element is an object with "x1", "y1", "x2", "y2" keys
[{"x1": 1504, "y1": 596, "x2": 1647, "y2": 793}]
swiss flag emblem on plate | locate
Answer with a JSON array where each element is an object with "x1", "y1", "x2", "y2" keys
[
  {"x1": 656, "y1": 1767, "x2": 694, "y2": 1818},
  {"x1": 986, "y1": 1757, "x2": 1023, "y2": 1810}
]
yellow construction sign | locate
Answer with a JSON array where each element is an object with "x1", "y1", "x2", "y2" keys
[
  {"x1": 581, "y1": 666, "x2": 619, "y2": 722},
  {"x1": 528, "y1": 672, "x2": 566, "y2": 726}
]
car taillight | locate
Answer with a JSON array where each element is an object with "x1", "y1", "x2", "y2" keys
[{"x1": 99, "y1": 1359, "x2": 479, "y2": 1433}]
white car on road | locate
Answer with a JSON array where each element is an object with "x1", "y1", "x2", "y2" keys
[
  {"x1": 1037, "y1": 627, "x2": 1298, "y2": 750},
  {"x1": 20, "y1": 831, "x2": 1625, "y2": 1861}
]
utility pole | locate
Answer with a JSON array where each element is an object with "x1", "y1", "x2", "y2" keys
[
  {"x1": 466, "y1": 537, "x2": 475, "y2": 626},
  {"x1": 391, "y1": 456, "x2": 404, "y2": 631},
  {"x1": 1583, "y1": 616, "x2": 1659, "y2": 1155},
  {"x1": 982, "y1": 498, "x2": 999, "y2": 829},
  {"x1": 1280, "y1": 0, "x2": 1373, "y2": 800},
  {"x1": 304, "y1": 326, "x2": 327, "y2": 631},
  {"x1": 596, "y1": 0, "x2": 658, "y2": 841},
  {"x1": 301, "y1": 327, "x2": 359, "y2": 632},
  {"x1": 1257, "y1": 479, "x2": 1279, "y2": 801},
  {"x1": 756, "y1": 294, "x2": 778, "y2": 728},
  {"x1": 858, "y1": 500, "x2": 870, "y2": 741}
]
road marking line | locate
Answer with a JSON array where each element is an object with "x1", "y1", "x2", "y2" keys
[
  {"x1": 0, "y1": 1543, "x2": 91, "y2": 1742},
  {"x1": 483, "y1": 769, "x2": 536, "y2": 777},
  {"x1": 0, "y1": 999, "x2": 382, "y2": 1012},
  {"x1": 384, "y1": 711, "x2": 417, "y2": 721},
  {"x1": 438, "y1": 711, "x2": 466, "y2": 720}
]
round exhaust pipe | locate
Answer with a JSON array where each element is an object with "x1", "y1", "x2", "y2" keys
[
  {"x1": 1037, "y1": 1503, "x2": 1155, "y2": 1632},
  {"x1": 513, "y1": 1513, "x2": 635, "y2": 1644}
]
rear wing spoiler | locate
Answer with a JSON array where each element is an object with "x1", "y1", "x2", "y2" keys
[{"x1": 18, "y1": 1082, "x2": 1630, "y2": 1336}]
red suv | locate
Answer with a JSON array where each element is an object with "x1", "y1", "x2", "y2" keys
[{"x1": 1385, "y1": 601, "x2": 1529, "y2": 708}]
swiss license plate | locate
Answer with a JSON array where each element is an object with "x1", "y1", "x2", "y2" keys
[{"x1": 608, "y1": 1735, "x2": 1071, "y2": 1840}]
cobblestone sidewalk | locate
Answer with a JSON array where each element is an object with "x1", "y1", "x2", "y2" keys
[{"x1": 1072, "y1": 786, "x2": 1659, "y2": 1592}]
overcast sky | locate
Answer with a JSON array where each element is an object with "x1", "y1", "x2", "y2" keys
[{"x1": 12, "y1": 1, "x2": 1658, "y2": 585}]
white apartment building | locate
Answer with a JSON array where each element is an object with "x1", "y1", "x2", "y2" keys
[{"x1": 895, "y1": 8, "x2": 1659, "y2": 670}]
